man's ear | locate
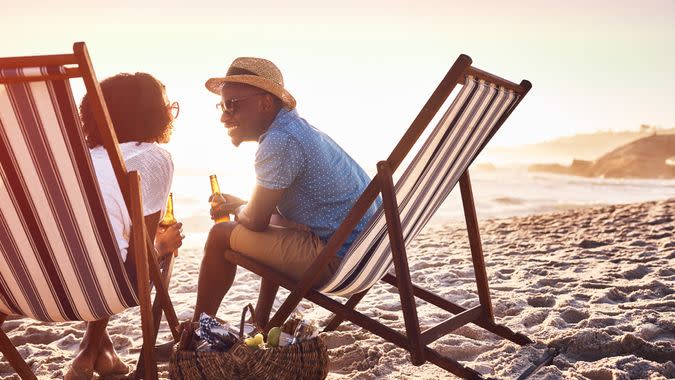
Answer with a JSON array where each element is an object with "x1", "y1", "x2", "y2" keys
[
  {"x1": 260, "y1": 94, "x2": 275, "y2": 111},
  {"x1": 260, "y1": 94, "x2": 282, "y2": 112}
]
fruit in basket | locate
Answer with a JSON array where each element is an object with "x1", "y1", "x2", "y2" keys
[
  {"x1": 267, "y1": 327, "x2": 281, "y2": 347},
  {"x1": 245, "y1": 333, "x2": 265, "y2": 349},
  {"x1": 244, "y1": 337, "x2": 258, "y2": 348}
]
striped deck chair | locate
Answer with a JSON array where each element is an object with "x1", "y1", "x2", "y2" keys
[
  {"x1": 0, "y1": 42, "x2": 179, "y2": 380},
  {"x1": 224, "y1": 55, "x2": 534, "y2": 379}
]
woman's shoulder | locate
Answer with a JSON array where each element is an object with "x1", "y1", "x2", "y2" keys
[
  {"x1": 120, "y1": 142, "x2": 172, "y2": 161},
  {"x1": 123, "y1": 142, "x2": 173, "y2": 174},
  {"x1": 143, "y1": 143, "x2": 172, "y2": 161}
]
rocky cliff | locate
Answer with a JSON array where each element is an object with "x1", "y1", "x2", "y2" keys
[{"x1": 529, "y1": 134, "x2": 675, "y2": 179}]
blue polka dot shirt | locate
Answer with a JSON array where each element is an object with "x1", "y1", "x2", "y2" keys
[{"x1": 256, "y1": 108, "x2": 380, "y2": 257}]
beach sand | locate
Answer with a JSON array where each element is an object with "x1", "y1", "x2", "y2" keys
[{"x1": 1, "y1": 198, "x2": 673, "y2": 379}]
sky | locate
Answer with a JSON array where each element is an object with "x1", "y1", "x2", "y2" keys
[{"x1": 2, "y1": 0, "x2": 674, "y2": 178}]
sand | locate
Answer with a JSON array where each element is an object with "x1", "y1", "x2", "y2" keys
[{"x1": 1, "y1": 198, "x2": 674, "y2": 379}]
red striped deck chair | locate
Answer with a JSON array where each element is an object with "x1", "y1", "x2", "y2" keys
[
  {"x1": 0, "y1": 42, "x2": 179, "y2": 380},
  {"x1": 224, "y1": 55, "x2": 534, "y2": 379}
]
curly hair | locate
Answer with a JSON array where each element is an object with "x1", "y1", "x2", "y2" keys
[{"x1": 80, "y1": 72, "x2": 172, "y2": 148}]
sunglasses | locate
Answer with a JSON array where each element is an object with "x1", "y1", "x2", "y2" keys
[
  {"x1": 216, "y1": 92, "x2": 267, "y2": 114},
  {"x1": 167, "y1": 101, "x2": 180, "y2": 119}
]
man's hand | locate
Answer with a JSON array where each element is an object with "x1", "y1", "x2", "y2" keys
[
  {"x1": 155, "y1": 222, "x2": 184, "y2": 258},
  {"x1": 209, "y1": 193, "x2": 247, "y2": 221}
]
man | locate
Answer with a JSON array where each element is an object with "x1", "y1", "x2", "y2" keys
[{"x1": 193, "y1": 57, "x2": 379, "y2": 327}]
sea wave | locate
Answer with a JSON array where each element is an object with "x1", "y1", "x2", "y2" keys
[{"x1": 172, "y1": 167, "x2": 675, "y2": 229}]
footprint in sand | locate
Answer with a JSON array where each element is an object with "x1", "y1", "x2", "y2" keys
[
  {"x1": 647, "y1": 217, "x2": 672, "y2": 225},
  {"x1": 630, "y1": 240, "x2": 649, "y2": 247},
  {"x1": 521, "y1": 309, "x2": 549, "y2": 327},
  {"x1": 579, "y1": 316, "x2": 618, "y2": 329},
  {"x1": 9, "y1": 327, "x2": 68, "y2": 346},
  {"x1": 573, "y1": 293, "x2": 592, "y2": 301},
  {"x1": 535, "y1": 278, "x2": 560, "y2": 287},
  {"x1": 592, "y1": 288, "x2": 627, "y2": 304},
  {"x1": 496, "y1": 268, "x2": 515, "y2": 275},
  {"x1": 648, "y1": 232, "x2": 672, "y2": 240},
  {"x1": 620, "y1": 264, "x2": 651, "y2": 280},
  {"x1": 656, "y1": 267, "x2": 675, "y2": 277},
  {"x1": 322, "y1": 333, "x2": 357, "y2": 348},
  {"x1": 578, "y1": 239, "x2": 609, "y2": 249},
  {"x1": 581, "y1": 281, "x2": 611, "y2": 290},
  {"x1": 527, "y1": 295, "x2": 556, "y2": 308},
  {"x1": 560, "y1": 307, "x2": 589, "y2": 324},
  {"x1": 410, "y1": 260, "x2": 444, "y2": 270}
]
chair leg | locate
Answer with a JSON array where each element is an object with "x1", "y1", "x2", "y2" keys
[
  {"x1": 134, "y1": 254, "x2": 175, "y2": 379},
  {"x1": 306, "y1": 289, "x2": 486, "y2": 379},
  {"x1": 382, "y1": 273, "x2": 532, "y2": 346},
  {"x1": 425, "y1": 347, "x2": 484, "y2": 379},
  {"x1": 146, "y1": 242, "x2": 180, "y2": 340},
  {"x1": 459, "y1": 172, "x2": 494, "y2": 321},
  {"x1": 266, "y1": 283, "x2": 309, "y2": 331},
  {"x1": 323, "y1": 289, "x2": 370, "y2": 332},
  {"x1": 378, "y1": 160, "x2": 425, "y2": 365},
  {"x1": 128, "y1": 172, "x2": 158, "y2": 380},
  {"x1": 0, "y1": 315, "x2": 36, "y2": 380}
]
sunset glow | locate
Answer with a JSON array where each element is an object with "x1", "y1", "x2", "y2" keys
[{"x1": 3, "y1": 0, "x2": 674, "y2": 178}]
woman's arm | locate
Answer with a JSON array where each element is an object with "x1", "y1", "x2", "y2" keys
[{"x1": 154, "y1": 222, "x2": 184, "y2": 258}]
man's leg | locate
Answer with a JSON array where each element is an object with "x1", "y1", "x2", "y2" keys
[
  {"x1": 192, "y1": 222, "x2": 238, "y2": 321},
  {"x1": 255, "y1": 278, "x2": 279, "y2": 328},
  {"x1": 230, "y1": 225, "x2": 334, "y2": 328}
]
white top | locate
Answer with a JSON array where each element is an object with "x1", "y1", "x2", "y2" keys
[{"x1": 90, "y1": 142, "x2": 174, "y2": 261}]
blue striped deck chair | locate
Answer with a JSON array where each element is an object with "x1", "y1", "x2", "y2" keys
[
  {"x1": 224, "y1": 55, "x2": 534, "y2": 379},
  {"x1": 0, "y1": 42, "x2": 179, "y2": 380}
]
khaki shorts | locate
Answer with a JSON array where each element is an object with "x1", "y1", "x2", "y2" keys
[{"x1": 229, "y1": 224, "x2": 342, "y2": 287}]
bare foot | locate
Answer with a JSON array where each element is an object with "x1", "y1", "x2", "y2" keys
[
  {"x1": 94, "y1": 347, "x2": 129, "y2": 377},
  {"x1": 65, "y1": 353, "x2": 94, "y2": 380}
]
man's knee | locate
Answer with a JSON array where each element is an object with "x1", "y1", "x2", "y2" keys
[{"x1": 204, "y1": 222, "x2": 237, "y2": 254}]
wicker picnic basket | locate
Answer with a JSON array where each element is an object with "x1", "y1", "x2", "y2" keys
[{"x1": 169, "y1": 304, "x2": 329, "y2": 380}]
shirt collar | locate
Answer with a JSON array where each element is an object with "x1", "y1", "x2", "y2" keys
[{"x1": 259, "y1": 108, "x2": 299, "y2": 142}]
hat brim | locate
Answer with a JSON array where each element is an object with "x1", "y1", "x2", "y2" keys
[{"x1": 205, "y1": 75, "x2": 296, "y2": 110}]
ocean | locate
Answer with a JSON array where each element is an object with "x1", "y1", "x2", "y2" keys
[{"x1": 169, "y1": 166, "x2": 675, "y2": 250}]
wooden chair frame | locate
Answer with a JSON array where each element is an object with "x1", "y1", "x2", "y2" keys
[
  {"x1": 223, "y1": 55, "x2": 533, "y2": 379},
  {"x1": 0, "y1": 42, "x2": 179, "y2": 380}
]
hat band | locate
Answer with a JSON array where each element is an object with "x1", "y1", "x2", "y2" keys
[{"x1": 226, "y1": 67, "x2": 257, "y2": 76}]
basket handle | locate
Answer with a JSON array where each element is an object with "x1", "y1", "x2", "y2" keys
[
  {"x1": 239, "y1": 303, "x2": 257, "y2": 338},
  {"x1": 177, "y1": 320, "x2": 197, "y2": 351}
]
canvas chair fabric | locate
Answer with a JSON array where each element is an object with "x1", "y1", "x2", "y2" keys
[
  {"x1": 0, "y1": 65, "x2": 137, "y2": 322},
  {"x1": 222, "y1": 54, "x2": 533, "y2": 378},
  {"x1": 0, "y1": 43, "x2": 180, "y2": 380},
  {"x1": 320, "y1": 76, "x2": 519, "y2": 297}
]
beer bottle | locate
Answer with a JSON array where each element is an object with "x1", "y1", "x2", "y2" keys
[
  {"x1": 160, "y1": 192, "x2": 177, "y2": 227},
  {"x1": 209, "y1": 175, "x2": 230, "y2": 223},
  {"x1": 159, "y1": 192, "x2": 179, "y2": 258}
]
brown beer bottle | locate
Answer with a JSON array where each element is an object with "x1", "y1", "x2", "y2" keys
[
  {"x1": 209, "y1": 175, "x2": 230, "y2": 223},
  {"x1": 159, "y1": 192, "x2": 179, "y2": 258},
  {"x1": 160, "y1": 192, "x2": 177, "y2": 227}
]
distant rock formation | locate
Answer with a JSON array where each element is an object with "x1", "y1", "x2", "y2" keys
[
  {"x1": 528, "y1": 134, "x2": 675, "y2": 179},
  {"x1": 484, "y1": 127, "x2": 675, "y2": 164}
]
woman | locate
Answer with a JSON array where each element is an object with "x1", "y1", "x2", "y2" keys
[{"x1": 66, "y1": 72, "x2": 184, "y2": 379}]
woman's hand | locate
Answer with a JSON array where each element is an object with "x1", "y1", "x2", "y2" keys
[{"x1": 155, "y1": 222, "x2": 184, "y2": 258}]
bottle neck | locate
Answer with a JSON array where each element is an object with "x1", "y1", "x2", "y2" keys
[
  {"x1": 160, "y1": 194, "x2": 177, "y2": 226},
  {"x1": 210, "y1": 176, "x2": 221, "y2": 194}
]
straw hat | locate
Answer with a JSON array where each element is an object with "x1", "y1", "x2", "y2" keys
[{"x1": 205, "y1": 57, "x2": 296, "y2": 110}]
